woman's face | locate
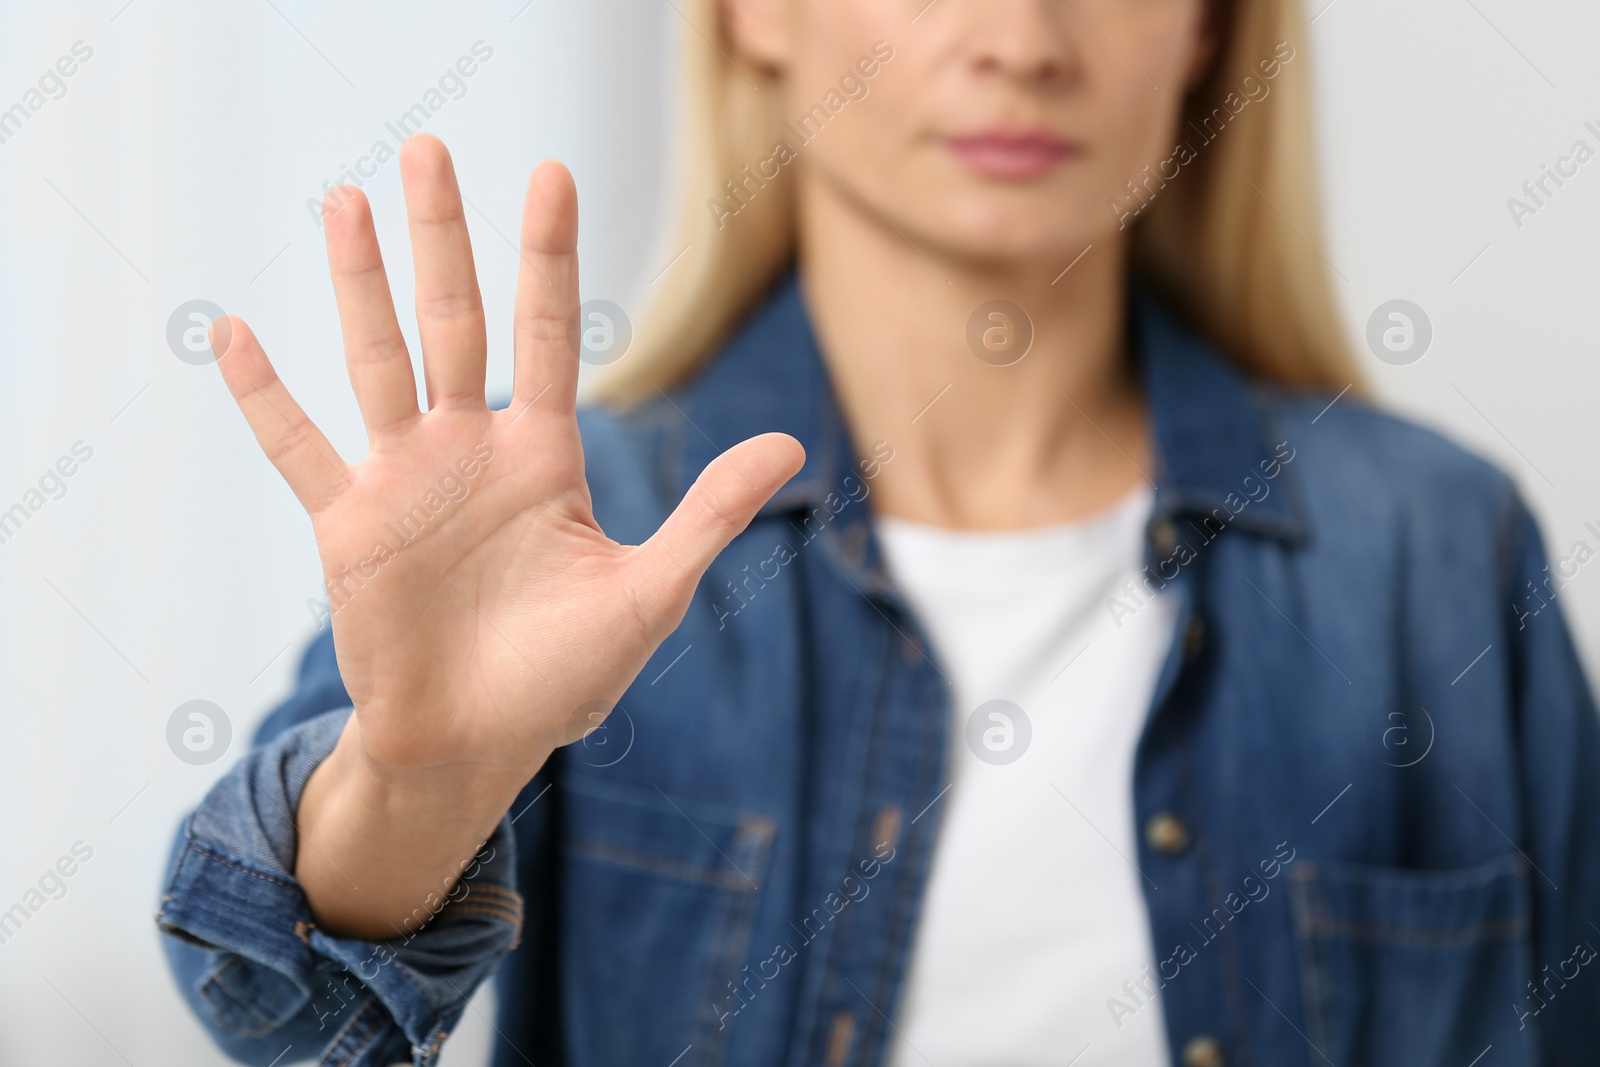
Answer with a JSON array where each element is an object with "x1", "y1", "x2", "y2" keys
[{"x1": 727, "y1": 0, "x2": 1213, "y2": 265}]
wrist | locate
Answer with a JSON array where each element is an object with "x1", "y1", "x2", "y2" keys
[{"x1": 311, "y1": 722, "x2": 546, "y2": 845}]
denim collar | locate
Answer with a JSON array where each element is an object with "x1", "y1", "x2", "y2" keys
[{"x1": 656, "y1": 269, "x2": 1308, "y2": 584}]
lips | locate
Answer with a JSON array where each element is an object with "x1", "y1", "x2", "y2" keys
[{"x1": 945, "y1": 129, "x2": 1082, "y2": 179}]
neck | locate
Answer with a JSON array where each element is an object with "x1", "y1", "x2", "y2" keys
[{"x1": 795, "y1": 173, "x2": 1154, "y2": 530}]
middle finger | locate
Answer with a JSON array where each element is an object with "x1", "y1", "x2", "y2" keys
[{"x1": 400, "y1": 135, "x2": 488, "y2": 409}]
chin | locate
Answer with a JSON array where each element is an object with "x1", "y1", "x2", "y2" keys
[{"x1": 916, "y1": 195, "x2": 1104, "y2": 268}]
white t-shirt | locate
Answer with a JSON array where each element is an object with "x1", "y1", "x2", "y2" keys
[{"x1": 876, "y1": 485, "x2": 1178, "y2": 1067}]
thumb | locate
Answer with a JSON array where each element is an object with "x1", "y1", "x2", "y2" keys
[{"x1": 626, "y1": 432, "x2": 806, "y2": 630}]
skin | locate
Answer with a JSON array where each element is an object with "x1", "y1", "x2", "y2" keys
[
  {"x1": 737, "y1": 0, "x2": 1214, "y2": 528},
  {"x1": 214, "y1": 0, "x2": 1213, "y2": 939}
]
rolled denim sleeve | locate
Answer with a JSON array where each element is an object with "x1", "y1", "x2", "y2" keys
[{"x1": 157, "y1": 703, "x2": 523, "y2": 1067}]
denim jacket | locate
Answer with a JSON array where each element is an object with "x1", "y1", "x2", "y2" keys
[{"x1": 159, "y1": 272, "x2": 1600, "y2": 1066}]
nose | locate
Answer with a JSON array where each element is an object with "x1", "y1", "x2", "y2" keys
[{"x1": 960, "y1": 0, "x2": 1078, "y2": 86}]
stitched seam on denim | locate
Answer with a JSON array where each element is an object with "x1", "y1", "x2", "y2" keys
[
  {"x1": 797, "y1": 600, "x2": 906, "y2": 1066},
  {"x1": 1298, "y1": 914, "x2": 1530, "y2": 947},
  {"x1": 440, "y1": 902, "x2": 523, "y2": 929},
  {"x1": 793, "y1": 550, "x2": 883, "y2": 1067},
  {"x1": 414, "y1": 1023, "x2": 451, "y2": 1067},
  {"x1": 464, "y1": 884, "x2": 520, "y2": 905},
  {"x1": 199, "y1": 956, "x2": 282, "y2": 1038},
  {"x1": 444, "y1": 899, "x2": 520, "y2": 922},
  {"x1": 185, "y1": 843, "x2": 297, "y2": 890},
  {"x1": 1163, "y1": 553, "x2": 1258, "y2": 1067},
  {"x1": 568, "y1": 839, "x2": 755, "y2": 890},
  {"x1": 694, "y1": 821, "x2": 772, "y2": 1067},
  {"x1": 863, "y1": 624, "x2": 940, "y2": 1065},
  {"x1": 322, "y1": 995, "x2": 382, "y2": 1067},
  {"x1": 379, "y1": 956, "x2": 441, "y2": 1040},
  {"x1": 1175, "y1": 723, "x2": 1258, "y2": 1067},
  {"x1": 1288, "y1": 874, "x2": 1334, "y2": 1054},
  {"x1": 455, "y1": 886, "x2": 522, "y2": 924}
]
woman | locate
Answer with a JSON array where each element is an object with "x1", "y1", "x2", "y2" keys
[{"x1": 158, "y1": 0, "x2": 1600, "y2": 1065}]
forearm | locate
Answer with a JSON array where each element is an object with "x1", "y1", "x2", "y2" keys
[
  {"x1": 295, "y1": 717, "x2": 546, "y2": 942},
  {"x1": 160, "y1": 702, "x2": 531, "y2": 1064}
]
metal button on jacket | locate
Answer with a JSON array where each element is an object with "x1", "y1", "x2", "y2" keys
[
  {"x1": 1181, "y1": 1033, "x2": 1224, "y2": 1067},
  {"x1": 1145, "y1": 812, "x2": 1191, "y2": 855}
]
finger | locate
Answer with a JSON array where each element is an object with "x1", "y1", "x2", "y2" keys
[
  {"x1": 511, "y1": 160, "x2": 580, "y2": 415},
  {"x1": 211, "y1": 315, "x2": 352, "y2": 514},
  {"x1": 399, "y1": 134, "x2": 487, "y2": 409},
  {"x1": 324, "y1": 186, "x2": 420, "y2": 436},
  {"x1": 627, "y1": 433, "x2": 806, "y2": 629}
]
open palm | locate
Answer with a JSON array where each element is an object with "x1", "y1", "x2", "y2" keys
[{"x1": 212, "y1": 135, "x2": 802, "y2": 787}]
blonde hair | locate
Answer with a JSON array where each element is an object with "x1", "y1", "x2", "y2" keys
[{"x1": 589, "y1": 0, "x2": 1364, "y2": 406}]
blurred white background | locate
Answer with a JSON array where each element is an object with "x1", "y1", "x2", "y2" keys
[{"x1": 0, "y1": 0, "x2": 1596, "y2": 1063}]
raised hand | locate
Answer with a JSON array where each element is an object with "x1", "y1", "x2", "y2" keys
[{"x1": 212, "y1": 135, "x2": 803, "y2": 937}]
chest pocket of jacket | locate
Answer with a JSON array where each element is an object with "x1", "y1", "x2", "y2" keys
[
  {"x1": 558, "y1": 775, "x2": 776, "y2": 1067},
  {"x1": 1288, "y1": 853, "x2": 1535, "y2": 1066}
]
